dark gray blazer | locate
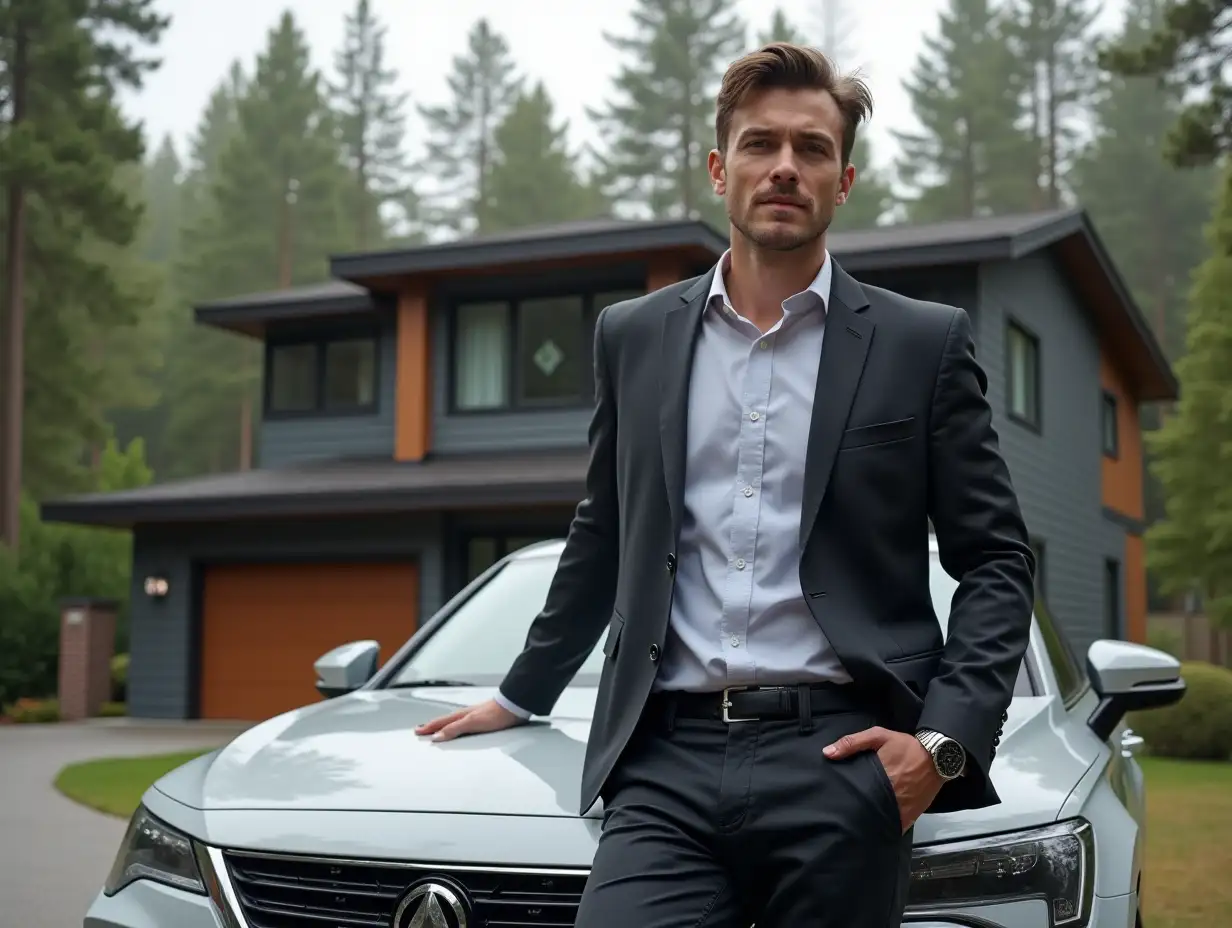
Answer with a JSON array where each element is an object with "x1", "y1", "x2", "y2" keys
[{"x1": 498, "y1": 259, "x2": 1037, "y2": 816}]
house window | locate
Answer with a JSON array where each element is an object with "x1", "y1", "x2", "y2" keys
[
  {"x1": 1007, "y1": 321, "x2": 1040, "y2": 427},
  {"x1": 266, "y1": 333, "x2": 378, "y2": 415},
  {"x1": 1104, "y1": 558, "x2": 1122, "y2": 638},
  {"x1": 464, "y1": 534, "x2": 555, "y2": 584},
  {"x1": 1029, "y1": 537, "x2": 1046, "y2": 596},
  {"x1": 451, "y1": 289, "x2": 642, "y2": 411},
  {"x1": 1101, "y1": 391, "x2": 1119, "y2": 457}
]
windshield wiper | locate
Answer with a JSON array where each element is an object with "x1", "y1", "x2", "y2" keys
[{"x1": 386, "y1": 679, "x2": 476, "y2": 689}]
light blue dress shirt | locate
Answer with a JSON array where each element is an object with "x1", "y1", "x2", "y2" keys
[{"x1": 497, "y1": 250, "x2": 850, "y2": 720}]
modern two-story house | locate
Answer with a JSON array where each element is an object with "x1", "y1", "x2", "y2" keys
[{"x1": 42, "y1": 208, "x2": 1176, "y2": 722}]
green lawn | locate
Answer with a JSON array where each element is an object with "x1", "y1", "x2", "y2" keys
[
  {"x1": 1138, "y1": 757, "x2": 1232, "y2": 928},
  {"x1": 53, "y1": 750, "x2": 1231, "y2": 925},
  {"x1": 54, "y1": 749, "x2": 213, "y2": 818}
]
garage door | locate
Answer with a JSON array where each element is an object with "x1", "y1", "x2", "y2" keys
[{"x1": 199, "y1": 561, "x2": 419, "y2": 721}]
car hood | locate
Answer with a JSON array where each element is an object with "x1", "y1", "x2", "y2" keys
[{"x1": 154, "y1": 686, "x2": 1097, "y2": 842}]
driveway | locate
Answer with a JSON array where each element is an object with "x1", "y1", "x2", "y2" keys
[{"x1": 0, "y1": 718, "x2": 248, "y2": 928}]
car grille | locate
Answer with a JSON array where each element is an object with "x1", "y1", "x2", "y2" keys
[{"x1": 221, "y1": 850, "x2": 589, "y2": 927}]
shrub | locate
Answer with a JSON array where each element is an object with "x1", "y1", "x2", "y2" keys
[
  {"x1": 111, "y1": 653, "x2": 128, "y2": 702},
  {"x1": 4, "y1": 697, "x2": 61, "y2": 724},
  {"x1": 0, "y1": 437, "x2": 149, "y2": 707},
  {"x1": 99, "y1": 701, "x2": 127, "y2": 717},
  {"x1": 1129, "y1": 661, "x2": 1232, "y2": 761}
]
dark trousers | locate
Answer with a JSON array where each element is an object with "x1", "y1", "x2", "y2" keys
[{"x1": 575, "y1": 689, "x2": 915, "y2": 928}]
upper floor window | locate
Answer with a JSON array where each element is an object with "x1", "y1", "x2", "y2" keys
[
  {"x1": 1101, "y1": 390, "x2": 1119, "y2": 457},
  {"x1": 451, "y1": 289, "x2": 641, "y2": 412},
  {"x1": 1006, "y1": 320, "x2": 1041, "y2": 428},
  {"x1": 266, "y1": 333, "x2": 378, "y2": 416}
]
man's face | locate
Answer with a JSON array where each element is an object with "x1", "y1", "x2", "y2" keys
[{"x1": 709, "y1": 86, "x2": 856, "y2": 252}]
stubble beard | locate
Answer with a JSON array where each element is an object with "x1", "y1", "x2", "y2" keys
[{"x1": 729, "y1": 202, "x2": 832, "y2": 253}]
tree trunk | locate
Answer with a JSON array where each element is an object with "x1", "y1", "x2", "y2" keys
[{"x1": 0, "y1": 24, "x2": 29, "y2": 551}]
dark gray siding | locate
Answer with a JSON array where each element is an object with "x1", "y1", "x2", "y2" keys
[
  {"x1": 257, "y1": 321, "x2": 397, "y2": 467},
  {"x1": 126, "y1": 513, "x2": 443, "y2": 719},
  {"x1": 976, "y1": 253, "x2": 1109, "y2": 653}
]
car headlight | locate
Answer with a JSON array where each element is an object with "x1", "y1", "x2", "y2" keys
[
  {"x1": 103, "y1": 805, "x2": 206, "y2": 897},
  {"x1": 906, "y1": 818, "x2": 1094, "y2": 927}
]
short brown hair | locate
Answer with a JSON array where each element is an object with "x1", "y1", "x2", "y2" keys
[{"x1": 714, "y1": 42, "x2": 873, "y2": 166}]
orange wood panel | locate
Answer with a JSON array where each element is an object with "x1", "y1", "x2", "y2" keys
[
  {"x1": 199, "y1": 562, "x2": 419, "y2": 721},
  {"x1": 646, "y1": 252, "x2": 694, "y2": 292},
  {"x1": 1100, "y1": 353, "x2": 1144, "y2": 522},
  {"x1": 1124, "y1": 533, "x2": 1147, "y2": 644},
  {"x1": 395, "y1": 283, "x2": 432, "y2": 462}
]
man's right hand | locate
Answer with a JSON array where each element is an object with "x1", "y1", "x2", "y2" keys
[{"x1": 413, "y1": 699, "x2": 524, "y2": 742}]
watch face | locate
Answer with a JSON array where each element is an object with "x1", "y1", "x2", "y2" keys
[{"x1": 935, "y1": 740, "x2": 966, "y2": 778}]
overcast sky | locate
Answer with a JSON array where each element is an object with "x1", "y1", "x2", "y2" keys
[{"x1": 118, "y1": 0, "x2": 1131, "y2": 180}]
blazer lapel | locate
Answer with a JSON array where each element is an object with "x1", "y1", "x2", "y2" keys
[
  {"x1": 659, "y1": 270, "x2": 714, "y2": 544},
  {"x1": 799, "y1": 261, "x2": 874, "y2": 547}
]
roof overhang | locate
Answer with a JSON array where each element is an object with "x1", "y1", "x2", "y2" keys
[
  {"x1": 39, "y1": 450, "x2": 589, "y2": 530},
  {"x1": 329, "y1": 219, "x2": 730, "y2": 290},
  {"x1": 194, "y1": 281, "x2": 384, "y2": 338}
]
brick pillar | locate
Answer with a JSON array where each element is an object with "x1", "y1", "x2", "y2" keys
[{"x1": 58, "y1": 597, "x2": 118, "y2": 721}]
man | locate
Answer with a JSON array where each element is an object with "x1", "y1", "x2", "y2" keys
[{"x1": 415, "y1": 42, "x2": 1036, "y2": 927}]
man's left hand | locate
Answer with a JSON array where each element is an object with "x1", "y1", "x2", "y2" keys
[{"x1": 824, "y1": 727, "x2": 942, "y2": 833}]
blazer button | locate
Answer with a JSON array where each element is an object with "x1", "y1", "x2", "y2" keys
[
  {"x1": 649, "y1": 644, "x2": 661, "y2": 662},
  {"x1": 665, "y1": 554, "x2": 676, "y2": 574}
]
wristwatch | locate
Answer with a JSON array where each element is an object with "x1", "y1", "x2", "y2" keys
[{"x1": 916, "y1": 728, "x2": 967, "y2": 780}]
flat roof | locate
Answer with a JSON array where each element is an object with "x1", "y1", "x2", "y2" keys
[{"x1": 39, "y1": 449, "x2": 589, "y2": 529}]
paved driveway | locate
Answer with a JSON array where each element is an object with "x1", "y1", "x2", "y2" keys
[{"x1": 0, "y1": 719, "x2": 247, "y2": 928}]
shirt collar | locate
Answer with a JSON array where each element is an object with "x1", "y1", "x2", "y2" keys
[{"x1": 706, "y1": 248, "x2": 832, "y2": 318}]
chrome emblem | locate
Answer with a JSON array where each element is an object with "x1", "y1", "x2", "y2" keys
[{"x1": 392, "y1": 881, "x2": 468, "y2": 928}]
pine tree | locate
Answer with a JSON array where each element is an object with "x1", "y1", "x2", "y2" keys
[
  {"x1": 759, "y1": 8, "x2": 808, "y2": 45},
  {"x1": 139, "y1": 136, "x2": 183, "y2": 266},
  {"x1": 1099, "y1": 0, "x2": 1232, "y2": 168},
  {"x1": 1071, "y1": 0, "x2": 1214, "y2": 362},
  {"x1": 417, "y1": 18, "x2": 522, "y2": 236},
  {"x1": 0, "y1": 0, "x2": 168, "y2": 533},
  {"x1": 588, "y1": 0, "x2": 747, "y2": 227},
  {"x1": 330, "y1": 0, "x2": 411, "y2": 247},
  {"x1": 894, "y1": 0, "x2": 1037, "y2": 222},
  {"x1": 169, "y1": 12, "x2": 352, "y2": 475},
  {"x1": 477, "y1": 82, "x2": 609, "y2": 234},
  {"x1": 1003, "y1": 0, "x2": 1102, "y2": 206},
  {"x1": 1143, "y1": 160, "x2": 1232, "y2": 627}
]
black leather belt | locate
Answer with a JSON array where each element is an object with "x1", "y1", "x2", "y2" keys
[{"x1": 652, "y1": 682, "x2": 864, "y2": 723}]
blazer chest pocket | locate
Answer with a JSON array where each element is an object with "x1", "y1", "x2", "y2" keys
[
  {"x1": 839, "y1": 416, "x2": 916, "y2": 451},
  {"x1": 602, "y1": 612, "x2": 625, "y2": 659}
]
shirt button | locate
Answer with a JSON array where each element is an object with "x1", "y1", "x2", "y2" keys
[
  {"x1": 759, "y1": 340, "x2": 769, "y2": 350},
  {"x1": 735, "y1": 558, "x2": 745, "y2": 570},
  {"x1": 749, "y1": 411, "x2": 760, "y2": 421},
  {"x1": 730, "y1": 635, "x2": 741, "y2": 647},
  {"x1": 743, "y1": 486, "x2": 754, "y2": 498}
]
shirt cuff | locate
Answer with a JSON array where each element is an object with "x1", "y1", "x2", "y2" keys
[{"x1": 494, "y1": 690, "x2": 533, "y2": 720}]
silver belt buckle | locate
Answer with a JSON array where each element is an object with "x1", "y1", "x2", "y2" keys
[{"x1": 721, "y1": 685, "x2": 755, "y2": 723}]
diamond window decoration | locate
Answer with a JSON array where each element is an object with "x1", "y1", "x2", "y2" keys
[{"x1": 533, "y1": 339, "x2": 565, "y2": 376}]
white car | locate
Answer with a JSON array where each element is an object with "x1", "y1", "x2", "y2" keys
[{"x1": 87, "y1": 537, "x2": 1185, "y2": 928}]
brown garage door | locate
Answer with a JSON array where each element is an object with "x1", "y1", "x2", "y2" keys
[{"x1": 199, "y1": 561, "x2": 419, "y2": 721}]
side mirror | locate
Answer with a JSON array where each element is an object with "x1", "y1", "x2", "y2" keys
[
  {"x1": 1085, "y1": 639, "x2": 1186, "y2": 740},
  {"x1": 314, "y1": 640, "x2": 380, "y2": 699}
]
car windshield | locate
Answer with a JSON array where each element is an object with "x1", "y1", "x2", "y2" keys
[{"x1": 385, "y1": 546, "x2": 1034, "y2": 695}]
